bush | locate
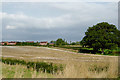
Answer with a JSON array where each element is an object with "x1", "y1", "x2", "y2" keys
[{"x1": 104, "y1": 50, "x2": 112, "y2": 55}]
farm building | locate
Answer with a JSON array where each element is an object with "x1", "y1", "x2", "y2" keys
[
  {"x1": 7, "y1": 42, "x2": 17, "y2": 45},
  {"x1": 39, "y1": 41, "x2": 48, "y2": 45}
]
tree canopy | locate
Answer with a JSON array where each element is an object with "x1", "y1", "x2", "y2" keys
[
  {"x1": 80, "y1": 22, "x2": 120, "y2": 54},
  {"x1": 56, "y1": 38, "x2": 65, "y2": 46}
]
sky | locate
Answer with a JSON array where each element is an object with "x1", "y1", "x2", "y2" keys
[{"x1": 1, "y1": 2, "x2": 118, "y2": 42}]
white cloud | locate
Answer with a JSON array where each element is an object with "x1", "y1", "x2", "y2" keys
[{"x1": 6, "y1": 25, "x2": 16, "y2": 29}]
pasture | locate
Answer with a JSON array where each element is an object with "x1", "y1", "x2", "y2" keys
[{"x1": 1, "y1": 46, "x2": 119, "y2": 78}]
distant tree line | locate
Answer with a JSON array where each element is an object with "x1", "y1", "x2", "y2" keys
[
  {"x1": 49, "y1": 38, "x2": 80, "y2": 47},
  {"x1": 16, "y1": 42, "x2": 39, "y2": 46}
]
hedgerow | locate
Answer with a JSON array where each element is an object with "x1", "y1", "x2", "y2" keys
[{"x1": 1, "y1": 58, "x2": 63, "y2": 74}]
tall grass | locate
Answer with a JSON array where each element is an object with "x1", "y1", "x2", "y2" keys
[
  {"x1": 56, "y1": 59, "x2": 118, "y2": 78},
  {"x1": 1, "y1": 57, "x2": 118, "y2": 78},
  {"x1": 2, "y1": 59, "x2": 118, "y2": 78}
]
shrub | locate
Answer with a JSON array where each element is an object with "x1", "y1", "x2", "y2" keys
[{"x1": 104, "y1": 50, "x2": 112, "y2": 55}]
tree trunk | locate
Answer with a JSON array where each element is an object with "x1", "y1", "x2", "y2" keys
[
  {"x1": 93, "y1": 48, "x2": 98, "y2": 54},
  {"x1": 102, "y1": 48, "x2": 104, "y2": 55}
]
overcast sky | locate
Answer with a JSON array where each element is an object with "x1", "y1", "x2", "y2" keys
[{"x1": 1, "y1": 2, "x2": 118, "y2": 42}]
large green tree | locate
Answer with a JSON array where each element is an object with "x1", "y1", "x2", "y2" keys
[{"x1": 80, "y1": 22, "x2": 120, "y2": 54}]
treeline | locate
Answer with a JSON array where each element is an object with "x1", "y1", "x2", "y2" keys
[
  {"x1": 16, "y1": 42, "x2": 39, "y2": 46},
  {"x1": 15, "y1": 39, "x2": 80, "y2": 46},
  {"x1": 1, "y1": 58, "x2": 63, "y2": 74},
  {"x1": 50, "y1": 38, "x2": 80, "y2": 46}
]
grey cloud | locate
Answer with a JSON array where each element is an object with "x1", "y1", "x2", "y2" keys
[{"x1": 2, "y1": 2, "x2": 118, "y2": 41}]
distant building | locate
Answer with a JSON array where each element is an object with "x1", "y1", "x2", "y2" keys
[
  {"x1": 0, "y1": 41, "x2": 16, "y2": 45},
  {"x1": 7, "y1": 41, "x2": 16, "y2": 45},
  {"x1": 26, "y1": 41, "x2": 34, "y2": 43},
  {"x1": 0, "y1": 42, "x2": 5, "y2": 45},
  {"x1": 39, "y1": 41, "x2": 48, "y2": 45}
]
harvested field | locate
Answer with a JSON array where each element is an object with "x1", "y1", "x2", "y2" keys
[
  {"x1": 1, "y1": 46, "x2": 119, "y2": 78},
  {"x1": 2, "y1": 46, "x2": 117, "y2": 62}
]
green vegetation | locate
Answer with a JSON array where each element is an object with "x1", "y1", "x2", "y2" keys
[
  {"x1": 55, "y1": 38, "x2": 66, "y2": 46},
  {"x1": 1, "y1": 58, "x2": 63, "y2": 74},
  {"x1": 80, "y1": 22, "x2": 120, "y2": 54},
  {"x1": 16, "y1": 42, "x2": 39, "y2": 46},
  {"x1": 58, "y1": 45, "x2": 120, "y2": 56}
]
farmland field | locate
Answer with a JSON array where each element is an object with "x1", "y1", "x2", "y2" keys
[{"x1": 1, "y1": 46, "x2": 119, "y2": 78}]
